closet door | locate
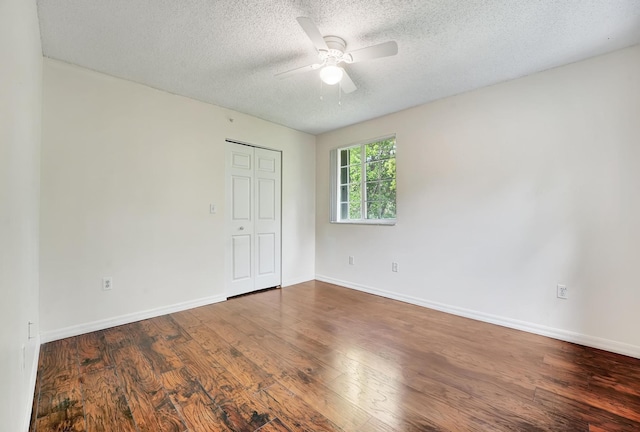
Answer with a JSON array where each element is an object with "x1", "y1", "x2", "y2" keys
[
  {"x1": 254, "y1": 147, "x2": 281, "y2": 290},
  {"x1": 225, "y1": 142, "x2": 281, "y2": 297}
]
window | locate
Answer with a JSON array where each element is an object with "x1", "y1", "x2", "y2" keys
[{"x1": 331, "y1": 136, "x2": 396, "y2": 224}]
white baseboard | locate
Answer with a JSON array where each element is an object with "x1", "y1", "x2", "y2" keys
[
  {"x1": 40, "y1": 294, "x2": 227, "y2": 343},
  {"x1": 315, "y1": 275, "x2": 640, "y2": 359},
  {"x1": 281, "y1": 276, "x2": 314, "y2": 287},
  {"x1": 24, "y1": 335, "x2": 41, "y2": 432}
]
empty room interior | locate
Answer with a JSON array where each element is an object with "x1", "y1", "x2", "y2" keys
[{"x1": 3, "y1": 0, "x2": 640, "y2": 431}]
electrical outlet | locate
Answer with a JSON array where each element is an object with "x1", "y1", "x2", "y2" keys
[
  {"x1": 102, "y1": 277, "x2": 113, "y2": 291},
  {"x1": 392, "y1": 262, "x2": 399, "y2": 272},
  {"x1": 209, "y1": 204, "x2": 216, "y2": 214},
  {"x1": 557, "y1": 284, "x2": 568, "y2": 299},
  {"x1": 348, "y1": 256, "x2": 354, "y2": 265}
]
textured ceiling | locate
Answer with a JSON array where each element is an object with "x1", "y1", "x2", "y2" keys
[{"x1": 37, "y1": 0, "x2": 640, "y2": 135}]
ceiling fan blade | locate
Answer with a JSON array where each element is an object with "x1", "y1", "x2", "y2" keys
[
  {"x1": 340, "y1": 69, "x2": 357, "y2": 94},
  {"x1": 275, "y1": 63, "x2": 321, "y2": 79},
  {"x1": 296, "y1": 17, "x2": 328, "y2": 51},
  {"x1": 346, "y1": 41, "x2": 398, "y2": 63}
]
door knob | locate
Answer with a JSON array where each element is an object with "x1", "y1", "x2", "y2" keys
[{"x1": 239, "y1": 226, "x2": 245, "y2": 230}]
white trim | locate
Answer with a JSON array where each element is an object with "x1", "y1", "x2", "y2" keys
[
  {"x1": 24, "y1": 335, "x2": 41, "y2": 432},
  {"x1": 330, "y1": 219, "x2": 396, "y2": 226},
  {"x1": 330, "y1": 133, "x2": 397, "y2": 152},
  {"x1": 315, "y1": 275, "x2": 640, "y2": 359},
  {"x1": 225, "y1": 138, "x2": 283, "y2": 153},
  {"x1": 281, "y1": 276, "x2": 314, "y2": 287},
  {"x1": 40, "y1": 294, "x2": 226, "y2": 343}
]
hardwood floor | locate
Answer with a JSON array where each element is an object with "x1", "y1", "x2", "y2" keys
[{"x1": 31, "y1": 280, "x2": 640, "y2": 431}]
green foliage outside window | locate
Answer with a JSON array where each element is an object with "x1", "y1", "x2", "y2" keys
[{"x1": 338, "y1": 137, "x2": 396, "y2": 221}]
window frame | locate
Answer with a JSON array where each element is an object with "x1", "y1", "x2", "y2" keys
[{"x1": 330, "y1": 134, "x2": 397, "y2": 226}]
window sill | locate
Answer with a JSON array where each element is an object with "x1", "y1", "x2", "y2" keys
[{"x1": 331, "y1": 219, "x2": 396, "y2": 226}]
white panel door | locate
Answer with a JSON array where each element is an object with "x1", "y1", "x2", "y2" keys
[
  {"x1": 254, "y1": 147, "x2": 281, "y2": 290},
  {"x1": 226, "y1": 143, "x2": 255, "y2": 296},
  {"x1": 225, "y1": 142, "x2": 281, "y2": 297}
]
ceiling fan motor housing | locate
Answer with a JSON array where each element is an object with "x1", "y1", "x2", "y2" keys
[
  {"x1": 324, "y1": 36, "x2": 346, "y2": 52},
  {"x1": 320, "y1": 36, "x2": 351, "y2": 64}
]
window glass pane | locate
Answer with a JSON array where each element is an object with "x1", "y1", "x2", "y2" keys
[
  {"x1": 340, "y1": 167, "x2": 348, "y2": 184},
  {"x1": 366, "y1": 201, "x2": 383, "y2": 219},
  {"x1": 366, "y1": 180, "x2": 396, "y2": 219},
  {"x1": 365, "y1": 159, "x2": 395, "y2": 181},
  {"x1": 366, "y1": 200, "x2": 396, "y2": 219},
  {"x1": 340, "y1": 149, "x2": 348, "y2": 167},
  {"x1": 366, "y1": 180, "x2": 395, "y2": 202},
  {"x1": 365, "y1": 180, "x2": 379, "y2": 199},
  {"x1": 349, "y1": 182, "x2": 361, "y2": 205},
  {"x1": 349, "y1": 165, "x2": 361, "y2": 183},
  {"x1": 340, "y1": 203, "x2": 348, "y2": 220},
  {"x1": 365, "y1": 139, "x2": 396, "y2": 162},
  {"x1": 340, "y1": 185, "x2": 348, "y2": 202},
  {"x1": 386, "y1": 201, "x2": 396, "y2": 218},
  {"x1": 349, "y1": 203, "x2": 361, "y2": 219},
  {"x1": 349, "y1": 148, "x2": 361, "y2": 166}
]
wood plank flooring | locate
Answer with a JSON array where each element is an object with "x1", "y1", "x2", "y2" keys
[{"x1": 31, "y1": 280, "x2": 640, "y2": 431}]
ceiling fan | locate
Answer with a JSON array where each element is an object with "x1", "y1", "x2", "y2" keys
[{"x1": 275, "y1": 17, "x2": 398, "y2": 94}]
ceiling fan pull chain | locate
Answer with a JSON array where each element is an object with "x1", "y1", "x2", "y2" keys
[
  {"x1": 320, "y1": 79, "x2": 324, "y2": 101},
  {"x1": 338, "y1": 82, "x2": 342, "y2": 106}
]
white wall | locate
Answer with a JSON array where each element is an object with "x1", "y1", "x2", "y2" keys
[
  {"x1": 0, "y1": 0, "x2": 42, "y2": 430},
  {"x1": 40, "y1": 59, "x2": 315, "y2": 339},
  {"x1": 316, "y1": 45, "x2": 640, "y2": 357}
]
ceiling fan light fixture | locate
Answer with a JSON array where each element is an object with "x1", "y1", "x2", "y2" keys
[{"x1": 319, "y1": 65, "x2": 343, "y2": 85}]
